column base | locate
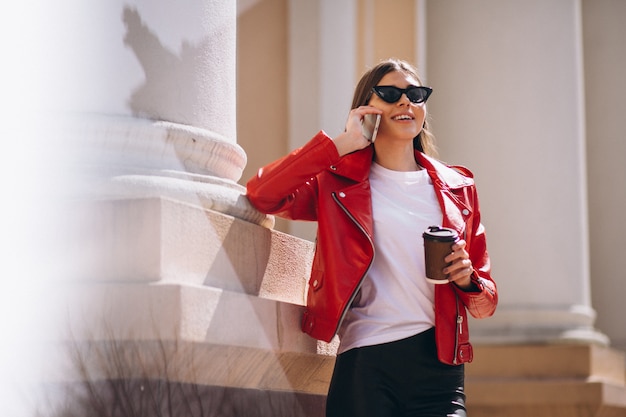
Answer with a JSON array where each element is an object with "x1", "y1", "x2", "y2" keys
[
  {"x1": 469, "y1": 306, "x2": 610, "y2": 346},
  {"x1": 42, "y1": 196, "x2": 331, "y2": 417},
  {"x1": 66, "y1": 114, "x2": 273, "y2": 227}
]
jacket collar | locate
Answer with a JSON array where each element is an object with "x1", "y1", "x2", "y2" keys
[
  {"x1": 332, "y1": 145, "x2": 473, "y2": 189},
  {"x1": 416, "y1": 152, "x2": 474, "y2": 189}
]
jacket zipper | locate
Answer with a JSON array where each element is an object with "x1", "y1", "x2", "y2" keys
[
  {"x1": 331, "y1": 192, "x2": 375, "y2": 338},
  {"x1": 452, "y1": 217, "x2": 468, "y2": 364},
  {"x1": 453, "y1": 294, "x2": 462, "y2": 365}
]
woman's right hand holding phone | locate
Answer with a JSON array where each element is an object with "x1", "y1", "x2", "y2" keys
[{"x1": 332, "y1": 106, "x2": 382, "y2": 157}]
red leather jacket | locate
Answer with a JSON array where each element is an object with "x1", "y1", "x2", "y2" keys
[{"x1": 246, "y1": 131, "x2": 497, "y2": 365}]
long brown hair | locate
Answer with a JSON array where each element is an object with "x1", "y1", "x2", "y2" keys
[{"x1": 351, "y1": 59, "x2": 437, "y2": 157}]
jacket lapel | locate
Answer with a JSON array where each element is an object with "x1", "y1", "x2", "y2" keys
[
  {"x1": 417, "y1": 153, "x2": 474, "y2": 235},
  {"x1": 327, "y1": 147, "x2": 375, "y2": 238}
]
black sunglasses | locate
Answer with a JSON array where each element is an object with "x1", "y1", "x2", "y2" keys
[{"x1": 371, "y1": 85, "x2": 433, "y2": 104}]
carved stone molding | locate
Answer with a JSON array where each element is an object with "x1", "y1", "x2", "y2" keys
[{"x1": 68, "y1": 114, "x2": 273, "y2": 228}]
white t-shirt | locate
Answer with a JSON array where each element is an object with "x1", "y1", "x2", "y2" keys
[{"x1": 337, "y1": 162, "x2": 443, "y2": 354}]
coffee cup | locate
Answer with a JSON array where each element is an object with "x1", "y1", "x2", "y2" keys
[{"x1": 423, "y1": 226, "x2": 459, "y2": 284}]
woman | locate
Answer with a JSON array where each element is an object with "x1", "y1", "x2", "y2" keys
[{"x1": 246, "y1": 59, "x2": 497, "y2": 417}]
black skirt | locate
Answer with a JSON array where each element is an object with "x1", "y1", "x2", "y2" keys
[{"x1": 326, "y1": 327, "x2": 466, "y2": 417}]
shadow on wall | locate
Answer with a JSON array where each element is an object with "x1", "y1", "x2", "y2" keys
[{"x1": 122, "y1": 6, "x2": 214, "y2": 127}]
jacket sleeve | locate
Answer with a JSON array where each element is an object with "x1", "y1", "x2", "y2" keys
[
  {"x1": 453, "y1": 185, "x2": 498, "y2": 319},
  {"x1": 245, "y1": 131, "x2": 341, "y2": 221}
]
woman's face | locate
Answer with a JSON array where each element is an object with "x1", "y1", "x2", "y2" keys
[{"x1": 368, "y1": 70, "x2": 426, "y2": 143}]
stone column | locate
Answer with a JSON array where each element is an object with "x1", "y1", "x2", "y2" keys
[
  {"x1": 426, "y1": 0, "x2": 607, "y2": 345},
  {"x1": 54, "y1": 0, "x2": 263, "y2": 225},
  {"x1": 582, "y1": 0, "x2": 626, "y2": 353}
]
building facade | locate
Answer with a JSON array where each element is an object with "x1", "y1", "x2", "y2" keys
[{"x1": 4, "y1": 0, "x2": 625, "y2": 416}]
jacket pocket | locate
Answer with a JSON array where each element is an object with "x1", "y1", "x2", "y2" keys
[{"x1": 458, "y1": 343, "x2": 473, "y2": 363}]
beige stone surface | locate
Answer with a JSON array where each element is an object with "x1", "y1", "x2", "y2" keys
[
  {"x1": 48, "y1": 196, "x2": 332, "y2": 400},
  {"x1": 63, "y1": 197, "x2": 312, "y2": 306},
  {"x1": 466, "y1": 344, "x2": 626, "y2": 416},
  {"x1": 468, "y1": 344, "x2": 625, "y2": 385}
]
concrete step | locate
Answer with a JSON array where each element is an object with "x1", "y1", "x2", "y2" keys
[
  {"x1": 468, "y1": 344, "x2": 625, "y2": 384},
  {"x1": 466, "y1": 344, "x2": 626, "y2": 417}
]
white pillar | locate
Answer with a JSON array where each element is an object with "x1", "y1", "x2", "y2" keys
[
  {"x1": 55, "y1": 0, "x2": 235, "y2": 137},
  {"x1": 426, "y1": 0, "x2": 607, "y2": 345},
  {"x1": 582, "y1": 0, "x2": 626, "y2": 351},
  {"x1": 53, "y1": 0, "x2": 265, "y2": 225}
]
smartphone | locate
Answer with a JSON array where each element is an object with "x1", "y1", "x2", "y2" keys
[{"x1": 361, "y1": 113, "x2": 381, "y2": 142}]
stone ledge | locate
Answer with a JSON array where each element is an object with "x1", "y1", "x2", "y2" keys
[
  {"x1": 468, "y1": 344, "x2": 625, "y2": 385},
  {"x1": 63, "y1": 197, "x2": 313, "y2": 307},
  {"x1": 55, "y1": 281, "x2": 318, "y2": 355},
  {"x1": 466, "y1": 380, "x2": 626, "y2": 417},
  {"x1": 466, "y1": 344, "x2": 626, "y2": 417},
  {"x1": 52, "y1": 339, "x2": 334, "y2": 396},
  {"x1": 46, "y1": 279, "x2": 335, "y2": 412}
]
